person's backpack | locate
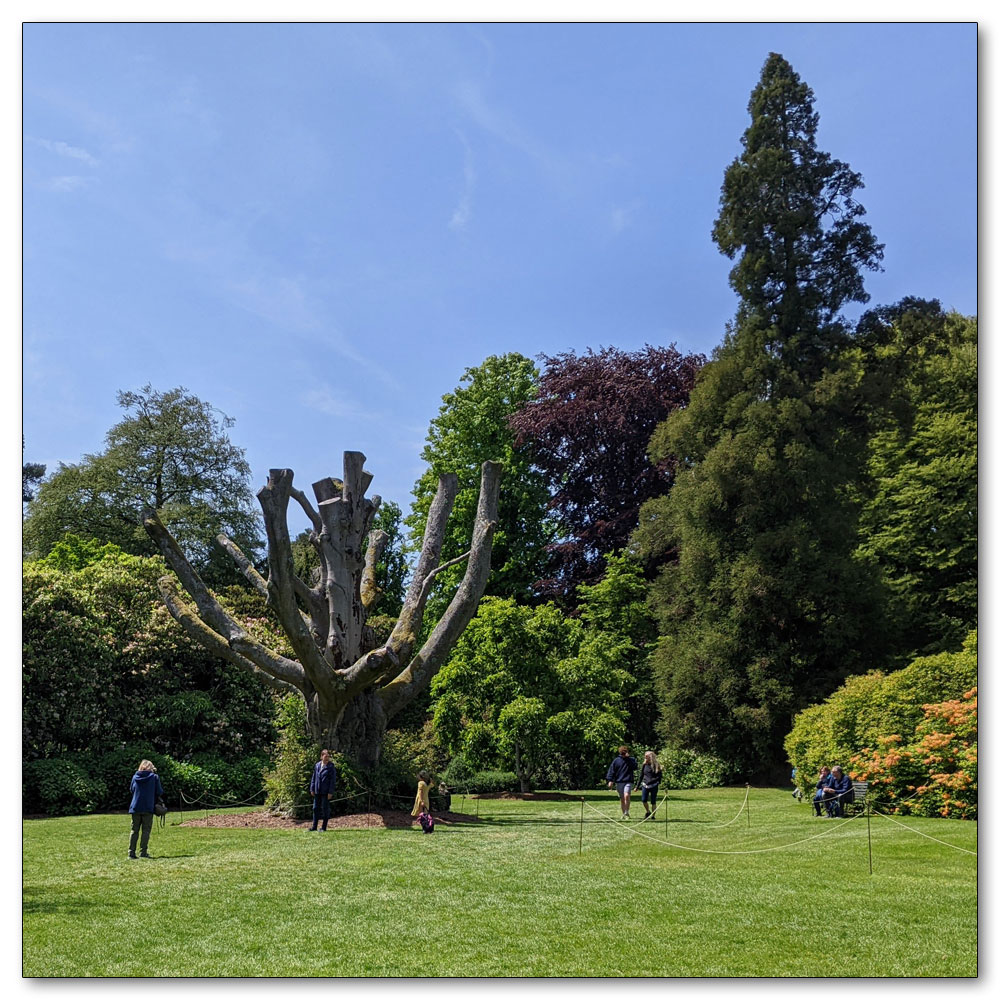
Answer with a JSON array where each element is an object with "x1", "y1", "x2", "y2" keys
[{"x1": 418, "y1": 811, "x2": 434, "y2": 834}]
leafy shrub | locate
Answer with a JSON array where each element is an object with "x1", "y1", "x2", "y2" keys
[
  {"x1": 849, "y1": 687, "x2": 977, "y2": 819},
  {"x1": 441, "y1": 753, "x2": 474, "y2": 787},
  {"x1": 458, "y1": 770, "x2": 519, "y2": 794},
  {"x1": 23, "y1": 545, "x2": 279, "y2": 762},
  {"x1": 656, "y1": 747, "x2": 731, "y2": 789},
  {"x1": 785, "y1": 631, "x2": 977, "y2": 817},
  {"x1": 23, "y1": 758, "x2": 107, "y2": 816},
  {"x1": 22, "y1": 745, "x2": 270, "y2": 817},
  {"x1": 263, "y1": 695, "x2": 315, "y2": 818}
]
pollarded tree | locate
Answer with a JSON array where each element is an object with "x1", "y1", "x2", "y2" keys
[{"x1": 143, "y1": 452, "x2": 500, "y2": 769}]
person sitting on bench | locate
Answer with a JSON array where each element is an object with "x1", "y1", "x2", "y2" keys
[
  {"x1": 823, "y1": 766, "x2": 853, "y2": 817},
  {"x1": 812, "y1": 765, "x2": 833, "y2": 816}
]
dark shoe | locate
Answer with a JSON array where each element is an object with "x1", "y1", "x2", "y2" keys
[
  {"x1": 308, "y1": 826, "x2": 317, "y2": 831},
  {"x1": 139, "y1": 852, "x2": 151, "y2": 858},
  {"x1": 128, "y1": 853, "x2": 137, "y2": 859},
  {"x1": 320, "y1": 827, "x2": 328, "y2": 832}
]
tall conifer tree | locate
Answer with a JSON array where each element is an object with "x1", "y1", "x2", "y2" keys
[{"x1": 635, "y1": 54, "x2": 885, "y2": 775}]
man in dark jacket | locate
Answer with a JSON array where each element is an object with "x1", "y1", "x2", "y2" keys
[
  {"x1": 128, "y1": 760, "x2": 165, "y2": 859},
  {"x1": 309, "y1": 749, "x2": 337, "y2": 831},
  {"x1": 605, "y1": 745, "x2": 637, "y2": 820},
  {"x1": 824, "y1": 766, "x2": 853, "y2": 817},
  {"x1": 812, "y1": 766, "x2": 833, "y2": 816}
]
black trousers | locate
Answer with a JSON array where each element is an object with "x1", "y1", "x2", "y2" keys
[
  {"x1": 129, "y1": 812, "x2": 153, "y2": 854},
  {"x1": 311, "y1": 795, "x2": 331, "y2": 829}
]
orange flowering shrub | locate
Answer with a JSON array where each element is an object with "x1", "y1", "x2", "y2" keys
[
  {"x1": 786, "y1": 631, "x2": 977, "y2": 818},
  {"x1": 849, "y1": 688, "x2": 977, "y2": 819}
]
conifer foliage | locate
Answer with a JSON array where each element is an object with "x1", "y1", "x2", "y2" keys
[{"x1": 635, "y1": 54, "x2": 887, "y2": 775}]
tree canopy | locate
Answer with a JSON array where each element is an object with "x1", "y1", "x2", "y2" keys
[
  {"x1": 509, "y1": 345, "x2": 703, "y2": 600},
  {"x1": 406, "y1": 354, "x2": 557, "y2": 622},
  {"x1": 857, "y1": 311, "x2": 977, "y2": 659},
  {"x1": 23, "y1": 385, "x2": 260, "y2": 584},
  {"x1": 635, "y1": 53, "x2": 888, "y2": 775}
]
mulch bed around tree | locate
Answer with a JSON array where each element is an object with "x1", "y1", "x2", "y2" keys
[{"x1": 178, "y1": 809, "x2": 481, "y2": 830}]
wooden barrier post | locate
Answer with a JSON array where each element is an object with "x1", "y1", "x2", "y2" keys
[
  {"x1": 746, "y1": 784, "x2": 751, "y2": 830},
  {"x1": 579, "y1": 797, "x2": 585, "y2": 855},
  {"x1": 867, "y1": 798, "x2": 873, "y2": 875}
]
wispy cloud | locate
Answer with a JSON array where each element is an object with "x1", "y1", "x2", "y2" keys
[
  {"x1": 27, "y1": 85, "x2": 134, "y2": 154},
  {"x1": 610, "y1": 201, "x2": 642, "y2": 234},
  {"x1": 27, "y1": 136, "x2": 100, "y2": 167},
  {"x1": 42, "y1": 176, "x2": 90, "y2": 193},
  {"x1": 455, "y1": 79, "x2": 558, "y2": 173},
  {"x1": 449, "y1": 130, "x2": 476, "y2": 231},
  {"x1": 302, "y1": 386, "x2": 370, "y2": 421}
]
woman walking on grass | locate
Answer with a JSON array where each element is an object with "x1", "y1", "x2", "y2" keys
[
  {"x1": 639, "y1": 750, "x2": 663, "y2": 820},
  {"x1": 128, "y1": 759, "x2": 164, "y2": 859}
]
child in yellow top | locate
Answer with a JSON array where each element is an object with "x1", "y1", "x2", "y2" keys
[{"x1": 411, "y1": 770, "x2": 431, "y2": 816}]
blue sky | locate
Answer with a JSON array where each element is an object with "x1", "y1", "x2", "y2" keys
[{"x1": 22, "y1": 22, "x2": 978, "y2": 534}]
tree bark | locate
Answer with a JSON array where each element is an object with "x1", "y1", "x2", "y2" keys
[{"x1": 143, "y1": 452, "x2": 500, "y2": 770}]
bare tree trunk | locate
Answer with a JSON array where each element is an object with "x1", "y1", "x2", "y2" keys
[{"x1": 143, "y1": 452, "x2": 500, "y2": 771}]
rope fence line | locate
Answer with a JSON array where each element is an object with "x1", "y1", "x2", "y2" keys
[
  {"x1": 701, "y1": 785, "x2": 750, "y2": 828},
  {"x1": 580, "y1": 798, "x2": 868, "y2": 856},
  {"x1": 177, "y1": 789, "x2": 270, "y2": 809},
  {"x1": 872, "y1": 809, "x2": 978, "y2": 856},
  {"x1": 167, "y1": 784, "x2": 978, "y2": 863}
]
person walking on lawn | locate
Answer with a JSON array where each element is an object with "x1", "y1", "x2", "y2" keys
[
  {"x1": 309, "y1": 749, "x2": 337, "y2": 831},
  {"x1": 128, "y1": 759, "x2": 164, "y2": 859},
  {"x1": 606, "y1": 745, "x2": 638, "y2": 819},
  {"x1": 638, "y1": 750, "x2": 663, "y2": 820}
]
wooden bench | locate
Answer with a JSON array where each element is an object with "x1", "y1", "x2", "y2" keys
[{"x1": 840, "y1": 779, "x2": 869, "y2": 816}]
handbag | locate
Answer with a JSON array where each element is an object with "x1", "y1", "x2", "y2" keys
[{"x1": 153, "y1": 795, "x2": 168, "y2": 817}]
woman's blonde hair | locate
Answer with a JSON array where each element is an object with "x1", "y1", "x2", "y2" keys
[
  {"x1": 138, "y1": 759, "x2": 157, "y2": 772},
  {"x1": 644, "y1": 750, "x2": 661, "y2": 772}
]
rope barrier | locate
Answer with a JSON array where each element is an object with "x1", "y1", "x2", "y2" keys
[
  {"x1": 701, "y1": 786, "x2": 750, "y2": 828},
  {"x1": 580, "y1": 798, "x2": 867, "y2": 855},
  {"x1": 872, "y1": 809, "x2": 978, "y2": 856},
  {"x1": 178, "y1": 789, "x2": 268, "y2": 809}
]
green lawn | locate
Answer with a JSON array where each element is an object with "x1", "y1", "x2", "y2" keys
[{"x1": 23, "y1": 787, "x2": 977, "y2": 977}]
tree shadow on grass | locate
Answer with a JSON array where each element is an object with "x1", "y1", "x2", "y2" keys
[{"x1": 23, "y1": 887, "x2": 113, "y2": 916}]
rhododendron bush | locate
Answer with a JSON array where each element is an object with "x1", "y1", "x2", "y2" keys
[{"x1": 785, "y1": 632, "x2": 977, "y2": 818}]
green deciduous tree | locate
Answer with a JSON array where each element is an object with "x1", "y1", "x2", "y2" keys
[
  {"x1": 23, "y1": 385, "x2": 260, "y2": 584},
  {"x1": 635, "y1": 53, "x2": 887, "y2": 776},
  {"x1": 406, "y1": 354, "x2": 556, "y2": 624},
  {"x1": 431, "y1": 563, "x2": 651, "y2": 790},
  {"x1": 857, "y1": 312, "x2": 977, "y2": 659}
]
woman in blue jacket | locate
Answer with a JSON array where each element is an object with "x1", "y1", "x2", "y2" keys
[
  {"x1": 309, "y1": 749, "x2": 337, "y2": 831},
  {"x1": 128, "y1": 759, "x2": 165, "y2": 859}
]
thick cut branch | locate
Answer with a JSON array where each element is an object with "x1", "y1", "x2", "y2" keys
[
  {"x1": 378, "y1": 461, "x2": 501, "y2": 716},
  {"x1": 157, "y1": 576, "x2": 302, "y2": 693},
  {"x1": 216, "y1": 533, "x2": 269, "y2": 600},
  {"x1": 289, "y1": 487, "x2": 322, "y2": 533},
  {"x1": 361, "y1": 529, "x2": 389, "y2": 612},
  {"x1": 382, "y1": 472, "x2": 458, "y2": 659},
  {"x1": 258, "y1": 469, "x2": 343, "y2": 702},
  {"x1": 143, "y1": 509, "x2": 243, "y2": 640}
]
